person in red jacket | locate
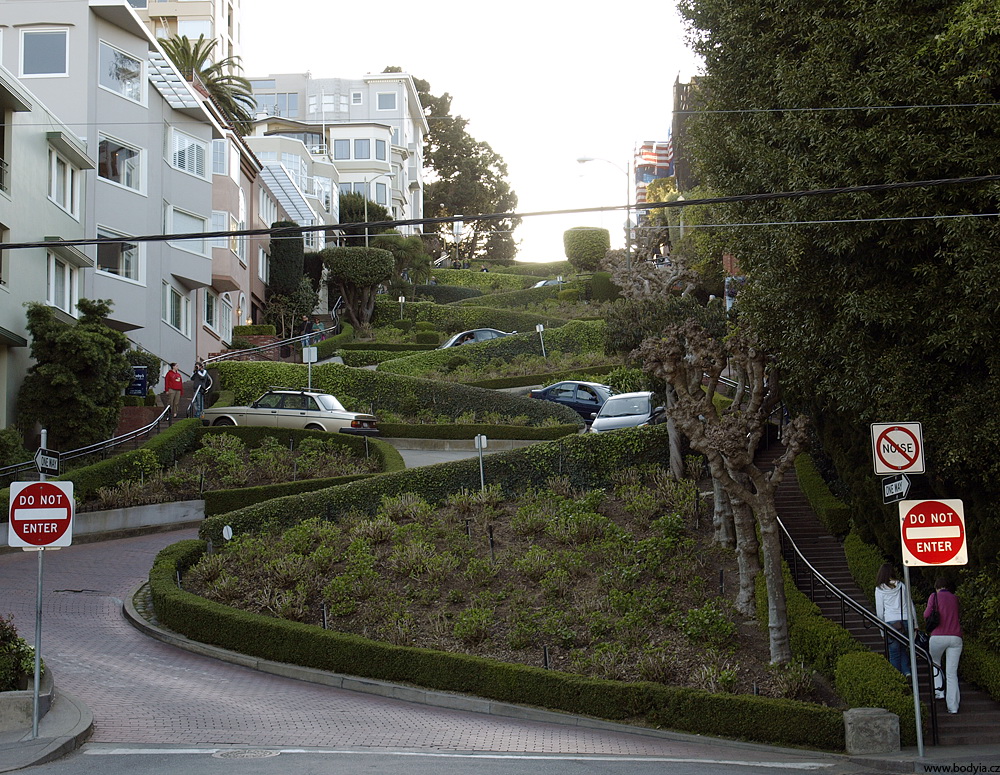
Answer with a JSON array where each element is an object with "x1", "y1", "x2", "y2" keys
[
  {"x1": 164, "y1": 363, "x2": 183, "y2": 419},
  {"x1": 926, "y1": 578, "x2": 963, "y2": 714}
]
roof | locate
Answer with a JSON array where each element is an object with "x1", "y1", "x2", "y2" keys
[
  {"x1": 147, "y1": 52, "x2": 201, "y2": 110},
  {"x1": 259, "y1": 164, "x2": 316, "y2": 224}
]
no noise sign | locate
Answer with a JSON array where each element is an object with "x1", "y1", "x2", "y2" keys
[
  {"x1": 872, "y1": 422, "x2": 925, "y2": 475},
  {"x1": 8, "y1": 481, "x2": 74, "y2": 548},
  {"x1": 898, "y1": 499, "x2": 967, "y2": 567}
]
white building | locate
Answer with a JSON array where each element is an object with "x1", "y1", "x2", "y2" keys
[
  {"x1": 247, "y1": 72, "x2": 427, "y2": 232},
  {"x1": 0, "y1": 66, "x2": 93, "y2": 430},
  {"x1": 131, "y1": 0, "x2": 242, "y2": 65}
]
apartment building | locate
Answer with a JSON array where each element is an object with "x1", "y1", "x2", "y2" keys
[
  {"x1": 0, "y1": 67, "x2": 92, "y2": 430},
  {"x1": 248, "y1": 72, "x2": 427, "y2": 232},
  {"x1": 130, "y1": 0, "x2": 242, "y2": 64},
  {"x1": 2, "y1": 0, "x2": 224, "y2": 375}
]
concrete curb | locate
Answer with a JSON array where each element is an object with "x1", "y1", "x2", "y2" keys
[{"x1": 0, "y1": 688, "x2": 92, "y2": 773}]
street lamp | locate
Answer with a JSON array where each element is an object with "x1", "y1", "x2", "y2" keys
[{"x1": 577, "y1": 156, "x2": 632, "y2": 269}]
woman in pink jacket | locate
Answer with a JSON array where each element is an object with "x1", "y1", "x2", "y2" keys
[{"x1": 926, "y1": 578, "x2": 962, "y2": 714}]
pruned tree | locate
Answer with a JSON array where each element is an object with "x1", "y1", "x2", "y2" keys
[
  {"x1": 635, "y1": 320, "x2": 809, "y2": 663},
  {"x1": 267, "y1": 222, "x2": 305, "y2": 297},
  {"x1": 337, "y1": 192, "x2": 391, "y2": 246},
  {"x1": 16, "y1": 299, "x2": 132, "y2": 451},
  {"x1": 320, "y1": 246, "x2": 394, "y2": 329},
  {"x1": 563, "y1": 227, "x2": 609, "y2": 273}
]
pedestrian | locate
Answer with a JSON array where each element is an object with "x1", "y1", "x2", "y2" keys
[
  {"x1": 313, "y1": 317, "x2": 326, "y2": 342},
  {"x1": 462, "y1": 260, "x2": 471, "y2": 270},
  {"x1": 479, "y1": 264, "x2": 489, "y2": 272},
  {"x1": 926, "y1": 577, "x2": 963, "y2": 714},
  {"x1": 874, "y1": 562, "x2": 916, "y2": 677},
  {"x1": 301, "y1": 315, "x2": 313, "y2": 342},
  {"x1": 190, "y1": 361, "x2": 213, "y2": 419},
  {"x1": 164, "y1": 362, "x2": 183, "y2": 419}
]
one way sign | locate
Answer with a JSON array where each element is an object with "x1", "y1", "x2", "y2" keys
[
  {"x1": 33, "y1": 448, "x2": 60, "y2": 477},
  {"x1": 882, "y1": 473, "x2": 911, "y2": 504}
]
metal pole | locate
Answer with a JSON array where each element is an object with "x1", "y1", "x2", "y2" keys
[
  {"x1": 478, "y1": 443, "x2": 485, "y2": 493},
  {"x1": 31, "y1": 429, "x2": 47, "y2": 739},
  {"x1": 903, "y1": 564, "x2": 925, "y2": 757}
]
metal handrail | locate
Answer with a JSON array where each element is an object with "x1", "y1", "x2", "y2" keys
[
  {"x1": 204, "y1": 331, "x2": 314, "y2": 365},
  {"x1": 776, "y1": 515, "x2": 940, "y2": 744}
]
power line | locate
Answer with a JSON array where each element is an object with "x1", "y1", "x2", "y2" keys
[
  {"x1": 664, "y1": 212, "x2": 1000, "y2": 229},
  {"x1": 4, "y1": 173, "x2": 1000, "y2": 251},
  {"x1": 674, "y1": 102, "x2": 1000, "y2": 115}
]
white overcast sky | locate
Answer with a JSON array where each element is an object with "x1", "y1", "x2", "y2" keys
[{"x1": 239, "y1": 1, "x2": 702, "y2": 263}]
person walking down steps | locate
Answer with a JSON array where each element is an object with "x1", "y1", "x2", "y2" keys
[{"x1": 875, "y1": 562, "x2": 917, "y2": 677}]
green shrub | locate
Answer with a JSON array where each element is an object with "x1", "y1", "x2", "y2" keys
[
  {"x1": 450, "y1": 285, "x2": 562, "y2": 309},
  {"x1": 0, "y1": 613, "x2": 37, "y2": 691},
  {"x1": 233, "y1": 324, "x2": 277, "y2": 336},
  {"x1": 391, "y1": 319, "x2": 414, "y2": 333},
  {"x1": 563, "y1": 227, "x2": 610, "y2": 272},
  {"x1": 588, "y1": 272, "x2": 623, "y2": 302},
  {"x1": 557, "y1": 289, "x2": 580, "y2": 302},
  {"x1": 795, "y1": 454, "x2": 852, "y2": 536},
  {"x1": 414, "y1": 332, "x2": 439, "y2": 345},
  {"x1": 0, "y1": 427, "x2": 29, "y2": 468},
  {"x1": 230, "y1": 336, "x2": 253, "y2": 350},
  {"x1": 424, "y1": 268, "x2": 530, "y2": 293},
  {"x1": 414, "y1": 321, "x2": 436, "y2": 332},
  {"x1": 413, "y1": 284, "x2": 483, "y2": 304},
  {"x1": 493, "y1": 261, "x2": 574, "y2": 278},
  {"x1": 844, "y1": 531, "x2": 887, "y2": 606},
  {"x1": 372, "y1": 298, "x2": 568, "y2": 334},
  {"x1": 835, "y1": 651, "x2": 920, "y2": 746},
  {"x1": 316, "y1": 323, "x2": 355, "y2": 360}
]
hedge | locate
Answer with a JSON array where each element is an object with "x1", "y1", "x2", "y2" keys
[
  {"x1": 150, "y1": 539, "x2": 843, "y2": 750},
  {"x1": 492, "y1": 261, "x2": 574, "y2": 277},
  {"x1": 233, "y1": 324, "x2": 277, "y2": 336},
  {"x1": 341, "y1": 342, "x2": 438, "y2": 352},
  {"x1": 209, "y1": 360, "x2": 582, "y2": 429},
  {"x1": 424, "y1": 268, "x2": 534, "y2": 292},
  {"x1": 376, "y1": 319, "x2": 606, "y2": 379},
  {"x1": 467, "y1": 364, "x2": 616, "y2": 390},
  {"x1": 835, "y1": 652, "x2": 920, "y2": 746},
  {"x1": 315, "y1": 323, "x2": 355, "y2": 360},
  {"x1": 372, "y1": 299, "x2": 569, "y2": 335},
  {"x1": 338, "y1": 350, "x2": 417, "y2": 368},
  {"x1": 795, "y1": 454, "x2": 852, "y2": 536},
  {"x1": 199, "y1": 424, "x2": 672, "y2": 544},
  {"x1": 449, "y1": 285, "x2": 563, "y2": 308},
  {"x1": 412, "y1": 284, "x2": 483, "y2": 304},
  {"x1": 843, "y1": 530, "x2": 887, "y2": 606}
]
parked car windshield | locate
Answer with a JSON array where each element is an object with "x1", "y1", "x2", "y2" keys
[
  {"x1": 315, "y1": 394, "x2": 347, "y2": 412},
  {"x1": 599, "y1": 395, "x2": 651, "y2": 418}
]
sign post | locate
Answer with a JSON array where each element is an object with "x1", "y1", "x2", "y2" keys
[
  {"x1": 897, "y1": 498, "x2": 968, "y2": 759},
  {"x1": 302, "y1": 346, "x2": 318, "y2": 390},
  {"x1": 474, "y1": 434, "x2": 487, "y2": 492}
]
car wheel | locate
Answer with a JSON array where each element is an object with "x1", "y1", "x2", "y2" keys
[
  {"x1": 304, "y1": 423, "x2": 326, "y2": 432},
  {"x1": 212, "y1": 417, "x2": 236, "y2": 426}
]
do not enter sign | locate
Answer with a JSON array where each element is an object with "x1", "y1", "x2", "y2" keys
[
  {"x1": 898, "y1": 499, "x2": 967, "y2": 567},
  {"x1": 8, "y1": 481, "x2": 74, "y2": 548}
]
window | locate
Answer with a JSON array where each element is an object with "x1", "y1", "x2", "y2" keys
[
  {"x1": 47, "y1": 149, "x2": 80, "y2": 217},
  {"x1": 98, "y1": 136, "x2": 141, "y2": 191},
  {"x1": 46, "y1": 252, "x2": 77, "y2": 314},
  {"x1": 178, "y1": 20, "x2": 212, "y2": 39},
  {"x1": 375, "y1": 182, "x2": 387, "y2": 206},
  {"x1": 375, "y1": 139, "x2": 387, "y2": 161},
  {"x1": 204, "y1": 289, "x2": 218, "y2": 330},
  {"x1": 212, "y1": 139, "x2": 228, "y2": 176},
  {"x1": 333, "y1": 139, "x2": 350, "y2": 160},
  {"x1": 339, "y1": 182, "x2": 352, "y2": 197},
  {"x1": 169, "y1": 206, "x2": 207, "y2": 255},
  {"x1": 259, "y1": 189, "x2": 277, "y2": 227},
  {"x1": 211, "y1": 211, "x2": 228, "y2": 250},
  {"x1": 351, "y1": 91, "x2": 363, "y2": 106},
  {"x1": 354, "y1": 139, "x2": 370, "y2": 160},
  {"x1": 22, "y1": 30, "x2": 68, "y2": 77},
  {"x1": 162, "y1": 282, "x2": 191, "y2": 336},
  {"x1": 314, "y1": 177, "x2": 332, "y2": 211},
  {"x1": 249, "y1": 79, "x2": 275, "y2": 90},
  {"x1": 220, "y1": 294, "x2": 233, "y2": 342},
  {"x1": 377, "y1": 92, "x2": 396, "y2": 111},
  {"x1": 237, "y1": 189, "x2": 247, "y2": 264},
  {"x1": 257, "y1": 246, "x2": 269, "y2": 284},
  {"x1": 171, "y1": 129, "x2": 207, "y2": 178},
  {"x1": 99, "y1": 42, "x2": 142, "y2": 102},
  {"x1": 254, "y1": 92, "x2": 298, "y2": 118},
  {"x1": 96, "y1": 228, "x2": 141, "y2": 281},
  {"x1": 352, "y1": 182, "x2": 367, "y2": 196}
]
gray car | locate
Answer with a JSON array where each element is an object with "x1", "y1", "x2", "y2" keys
[
  {"x1": 201, "y1": 388, "x2": 378, "y2": 435},
  {"x1": 438, "y1": 328, "x2": 513, "y2": 349},
  {"x1": 588, "y1": 391, "x2": 666, "y2": 433}
]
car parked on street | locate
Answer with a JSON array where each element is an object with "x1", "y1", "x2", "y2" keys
[
  {"x1": 438, "y1": 328, "x2": 514, "y2": 349},
  {"x1": 200, "y1": 388, "x2": 379, "y2": 435},
  {"x1": 588, "y1": 391, "x2": 666, "y2": 433},
  {"x1": 528, "y1": 380, "x2": 616, "y2": 422},
  {"x1": 531, "y1": 279, "x2": 562, "y2": 288}
]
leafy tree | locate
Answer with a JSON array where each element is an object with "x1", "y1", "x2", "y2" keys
[
  {"x1": 267, "y1": 222, "x2": 305, "y2": 297},
  {"x1": 371, "y1": 231, "x2": 433, "y2": 284},
  {"x1": 264, "y1": 278, "x2": 319, "y2": 339},
  {"x1": 0, "y1": 427, "x2": 29, "y2": 468},
  {"x1": 320, "y1": 247, "x2": 395, "y2": 329},
  {"x1": 16, "y1": 299, "x2": 132, "y2": 451},
  {"x1": 563, "y1": 227, "x2": 610, "y2": 272},
  {"x1": 677, "y1": 0, "x2": 1000, "y2": 565},
  {"x1": 159, "y1": 35, "x2": 255, "y2": 135},
  {"x1": 337, "y1": 192, "x2": 391, "y2": 246},
  {"x1": 384, "y1": 67, "x2": 520, "y2": 263}
]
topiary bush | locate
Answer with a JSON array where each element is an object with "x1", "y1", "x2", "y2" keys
[
  {"x1": 563, "y1": 227, "x2": 610, "y2": 272},
  {"x1": 413, "y1": 331, "x2": 439, "y2": 345}
]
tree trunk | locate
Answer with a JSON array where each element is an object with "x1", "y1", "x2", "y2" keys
[
  {"x1": 731, "y1": 495, "x2": 760, "y2": 617},
  {"x1": 666, "y1": 388, "x2": 685, "y2": 480},
  {"x1": 712, "y1": 475, "x2": 735, "y2": 549},
  {"x1": 758, "y1": 504, "x2": 791, "y2": 664}
]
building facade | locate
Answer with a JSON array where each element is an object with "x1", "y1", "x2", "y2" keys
[{"x1": 131, "y1": 0, "x2": 242, "y2": 64}]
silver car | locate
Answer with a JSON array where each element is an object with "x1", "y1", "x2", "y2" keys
[
  {"x1": 588, "y1": 391, "x2": 666, "y2": 433},
  {"x1": 201, "y1": 389, "x2": 378, "y2": 436}
]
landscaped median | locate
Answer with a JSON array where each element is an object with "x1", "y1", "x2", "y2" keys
[{"x1": 150, "y1": 537, "x2": 845, "y2": 751}]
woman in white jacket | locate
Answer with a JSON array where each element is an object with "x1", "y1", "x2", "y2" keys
[{"x1": 874, "y1": 562, "x2": 917, "y2": 677}]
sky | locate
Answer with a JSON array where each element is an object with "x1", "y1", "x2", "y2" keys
[{"x1": 239, "y1": 1, "x2": 702, "y2": 263}]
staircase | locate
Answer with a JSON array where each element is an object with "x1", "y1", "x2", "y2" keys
[{"x1": 757, "y1": 443, "x2": 1000, "y2": 746}]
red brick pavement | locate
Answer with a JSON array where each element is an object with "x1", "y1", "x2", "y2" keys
[{"x1": 0, "y1": 530, "x2": 824, "y2": 763}]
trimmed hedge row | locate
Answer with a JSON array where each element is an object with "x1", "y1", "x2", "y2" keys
[
  {"x1": 338, "y1": 350, "x2": 416, "y2": 368},
  {"x1": 378, "y1": 423, "x2": 578, "y2": 441},
  {"x1": 492, "y1": 261, "x2": 574, "y2": 277},
  {"x1": 341, "y1": 342, "x2": 438, "y2": 351},
  {"x1": 794, "y1": 454, "x2": 852, "y2": 536},
  {"x1": 835, "y1": 652, "x2": 919, "y2": 746},
  {"x1": 467, "y1": 364, "x2": 616, "y2": 390},
  {"x1": 372, "y1": 299, "x2": 569, "y2": 335},
  {"x1": 151, "y1": 539, "x2": 844, "y2": 750},
  {"x1": 210, "y1": 361, "x2": 582, "y2": 429},
  {"x1": 424, "y1": 268, "x2": 534, "y2": 292},
  {"x1": 450, "y1": 285, "x2": 563, "y2": 308},
  {"x1": 376, "y1": 319, "x2": 606, "y2": 379},
  {"x1": 411, "y1": 284, "x2": 483, "y2": 304},
  {"x1": 843, "y1": 531, "x2": 887, "y2": 606},
  {"x1": 199, "y1": 424, "x2": 672, "y2": 543},
  {"x1": 316, "y1": 324, "x2": 355, "y2": 360}
]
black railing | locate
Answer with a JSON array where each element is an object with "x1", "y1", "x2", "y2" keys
[{"x1": 776, "y1": 517, "x2": 940, "y2": 744}]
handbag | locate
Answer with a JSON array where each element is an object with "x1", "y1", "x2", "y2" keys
[
  {"x1": 915, "y1": 630, "x2": 930, "y2": 650},
  {"x1": 926, "y1": 592, "x2": 941, "y2": 633}
]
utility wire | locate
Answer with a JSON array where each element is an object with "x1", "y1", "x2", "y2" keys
[
  {"x1": 4, "y1": 173, "x2": 1000, "y2": 251},
  {"x1": 674, "y1": 102, "x2": 1000, "y2": 115}
]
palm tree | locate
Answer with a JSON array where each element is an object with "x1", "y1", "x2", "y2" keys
[{"x1": 159, "y1": 35, "x2": 256, "y2": 135}]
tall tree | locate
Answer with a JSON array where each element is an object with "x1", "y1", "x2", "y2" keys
[
  {"x1": 321, "y1": 247, "x2": 395, "y2": 329},
  {"x1": 677, "y1": 0, "x2": 1000, "y2": 565},
  {"x1": 336, "y1": 192, "x2": 392, "y2": 246},
  {"x1": 384, "y1": 67, "x2": 520, "y2": 264},
  {"x1": 160, "y1": 35, "x2": 255, "y2": 135},
  {"x1": 16, "y1": 299, "x2": 132, "y2": 451}
]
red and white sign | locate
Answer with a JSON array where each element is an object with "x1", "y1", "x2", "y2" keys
[
  {"x1": 898, "y1": 499, "x2": 967, "y2": 567},
  {"x1": 872, "y1": 422, "x2": 925, "y2": 475},
  {"x1": 8, "y1": 481, "x2": 74, "y2": 548}
]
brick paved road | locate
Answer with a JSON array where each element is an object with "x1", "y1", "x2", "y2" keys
[{"x1": 0, "y1": 530, "x2": 824, "y2": 764}]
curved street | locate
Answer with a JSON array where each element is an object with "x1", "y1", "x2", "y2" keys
[{"x1": 0, "y1": 528, "x2": 847, "y2": 770}]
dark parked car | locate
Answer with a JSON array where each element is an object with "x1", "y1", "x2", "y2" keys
[
  {"x1": 588, "y1": 391, "x2": 666, "y2": 433},
  {"x1": 528, "y1": 380, "x2": 616, "y2": 421},
  {"x1": 438, "y1": 328, "x2": 513, "y2": 349},
  {"x1": 201, "y1": 388, "x2": 378, "y2": 435}
]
